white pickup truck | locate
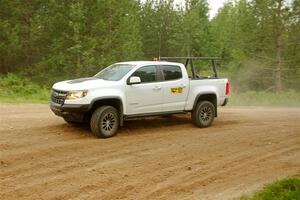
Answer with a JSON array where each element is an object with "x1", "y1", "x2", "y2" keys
[{"x1": 50, "y1": 57, "x2": 230, "y2": 138}]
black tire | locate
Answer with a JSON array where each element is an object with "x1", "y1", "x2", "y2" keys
[
  {"x1": 192, "y1": 101, "x2": 215, "y2": 128},
  {"x1": 90, "y1": 106, "x2": 119, "y2": 138}
]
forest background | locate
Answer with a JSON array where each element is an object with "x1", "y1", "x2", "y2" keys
[{"x1": 0, "y1": 0, "x2": 299, "y2": 105}]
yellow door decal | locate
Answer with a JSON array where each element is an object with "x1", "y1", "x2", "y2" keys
[{"x1": 171, "y1": 87, "x2": 183, "y2": 94}]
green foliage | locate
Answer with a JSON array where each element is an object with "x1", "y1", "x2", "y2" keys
[
  {"x1": 0, "y1": 74, "x2": 49, "y2": 103},
  {"x1": 140, "y1": 0, "x2": 184, "y2": 57},
  {"x1": 0, "y1": 0, "x2": 143, "y2": 85},
  {"x1": 210, "y1": 0, "x2": 300, "y2": 92},
  {"x1": 0, "y1": 0, "x2": 299, "y2": 93},
  {"x1": 175, "y1": 0, "x2": 211, "y2": 56},
  {"x1": 240, "y1": 177, "x2": 300, "y2": 200}
]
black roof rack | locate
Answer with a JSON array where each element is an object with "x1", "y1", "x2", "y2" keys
[
  {"x1": 159, "y1": 56, "x2": 222, "y2": 60},
  {"x1": 159, "y1": 56, "x2": 222, "y2": 79}
]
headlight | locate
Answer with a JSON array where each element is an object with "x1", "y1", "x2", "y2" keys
[{"x1": 66, "y1": 90, "x2": 88, "y2": 100}]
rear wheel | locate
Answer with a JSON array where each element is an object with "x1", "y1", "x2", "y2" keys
[
  {"x1": 90, "y1": 106, "x2": 119, "y2": 138},
  {"x1": 192, "y1": 101, "x2": 215, "y2": 128}
]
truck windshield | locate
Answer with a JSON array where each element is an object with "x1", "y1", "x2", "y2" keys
[{"x1": 94, "y1": 64, "x2": 135, "y2": 81}]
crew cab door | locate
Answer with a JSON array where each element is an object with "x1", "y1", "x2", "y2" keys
[
  {"x1": 160, "y1": 65, "x2": 189, "y2": 111},
  {"x1": 125, "y1": 65, "x2": 163, "y2": 115}
]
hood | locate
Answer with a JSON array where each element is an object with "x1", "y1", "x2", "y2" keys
[{"x1": 52, "y1": 77, "x2": 119, "y2": 91}]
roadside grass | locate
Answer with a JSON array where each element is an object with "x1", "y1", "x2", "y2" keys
[
  {"x1": 239, "y1": 176, "x2": 300, "y2": 200},
  {"x1": 1, "y1": 73, "x2": 300, "y2": 106},
  {"x1": 0, "y1": 73, "x2": 50, "y2": 103},
  {"x1": 229, "y1": 90, "x2": 300, "y2": 107}
]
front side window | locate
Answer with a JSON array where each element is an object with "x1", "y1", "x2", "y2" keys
[
  {"x1": 94, "y1": 64, "x2": 135, "y2": 81},
  {"x1": 162, "y1": 65, "x2": 182, "y2": 81},
  {"x1": 131, "y1": 65, "x2": 157, "y2": 83}
]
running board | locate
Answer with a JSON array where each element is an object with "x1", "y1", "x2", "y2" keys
[{"x1": 124, "y1": 111, "x2": 188, "y2": 120}]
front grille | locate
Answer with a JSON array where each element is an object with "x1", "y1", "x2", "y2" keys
[{"x1": 51, "y1": 89, "x2": 68, "y2": 105}]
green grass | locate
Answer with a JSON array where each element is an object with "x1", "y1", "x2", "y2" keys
[
  {"x1": 230, "y1": 91, "x2": 300, "y2": 107},
  {"x1": 239, "y1": 177, "x2": 300, "y2": 200},
  {"x1": 1, "y1": 73, "x2": 300, "y2": 106},
  {"x1": 0, "y1": 73, "x2": 50, "y2": 103}
]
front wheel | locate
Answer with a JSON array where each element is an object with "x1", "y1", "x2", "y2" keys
[
  {"x1": 192, "y1": 101, "x2": 215, "y2": 128},
  {"x1": 90, "y1": 106, "x2": 119, "y2": 138}
]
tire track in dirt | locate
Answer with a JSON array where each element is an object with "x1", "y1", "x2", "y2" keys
[
  {"x1": 0, "y1": 104, "x2": 299, "y2": 200},
  {"x1": 95, "y1": 141, "x2": 299, "y2": 200},
  {"x1": 142, "y1": 146, "x2": 300, "y2": 199},
  {"x1": 70, "y1": 133, "x2": 299, "y2": 200}
]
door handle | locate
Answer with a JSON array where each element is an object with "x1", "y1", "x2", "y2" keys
[
  {"x1": 153, "y1": 86, "x2": 161, "y2": 90},
  {"x1": 180, "y1": 84, "x2": 187, "y2": 88}
]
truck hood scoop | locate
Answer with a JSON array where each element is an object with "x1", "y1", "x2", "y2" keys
[
  {"x1": 67, "y1": 77, "x2": 98, "y2": 84},
  {"x1": 53, "y1": 77, "x2": 117, "y2": 91}
]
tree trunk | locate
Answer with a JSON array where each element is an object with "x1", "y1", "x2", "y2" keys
[
  {"x1": 275, "y1": 0, "x2": 283, "y2": 94},
  {"x1": 275, "y1": 30, "x2": 282, "y2": 94}
]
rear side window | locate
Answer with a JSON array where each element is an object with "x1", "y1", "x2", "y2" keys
[
  {"x1": 131, "y1": 65, "x2": 157, "y2": 83},
  {"x1": 162, "y1": 65, "x2": 182, "y2": 81}
]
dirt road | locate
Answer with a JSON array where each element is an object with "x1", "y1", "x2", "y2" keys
[{"x1": 0, "y1": 104, "x2": 299, "y2": 200}]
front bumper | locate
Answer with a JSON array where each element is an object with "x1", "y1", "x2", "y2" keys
[{"x1": 50, "y1": 102, "x2": 90, "y2": 117}]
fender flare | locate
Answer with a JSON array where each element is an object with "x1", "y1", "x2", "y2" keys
[
  {"x1": 192, "y1": 93, "x2": 218, "y2": 117},
  {"x1": 88, "y1": 96, "x2": 124, "y2": 126}
]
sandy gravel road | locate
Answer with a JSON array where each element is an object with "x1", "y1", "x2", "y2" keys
[{"x1": 0, "y1": 104, "x2": 299, "y2": 200}]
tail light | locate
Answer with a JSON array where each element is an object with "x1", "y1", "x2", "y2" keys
[{"x1": 226, "y1": 82, "x2": 230, "y2": 95}]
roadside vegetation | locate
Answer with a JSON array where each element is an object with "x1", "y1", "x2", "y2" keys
[
  {"x1": 0, "y1": 74, "x2": 49, "y2": 103},
  {"x1": 1, "y1": 73, "x2": 299, "y2": 106},
  {"x1": 0, "y1": 0, "x2": 299, "y2": 104},
  {"x1": 239, "y1": 176, "x2": 300, "y2": 200},
  {"x1": 230, "y1": 90, "x2": 300, "y2": 107}
]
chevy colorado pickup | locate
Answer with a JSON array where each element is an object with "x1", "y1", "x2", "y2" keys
[{"x1": 50, "y1": 57, "x2": 229, "y2": 138}]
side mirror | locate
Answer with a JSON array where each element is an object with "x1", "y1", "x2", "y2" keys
[{"x1": 128, "y1": 76, "x2": 141, "y2": 85}]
